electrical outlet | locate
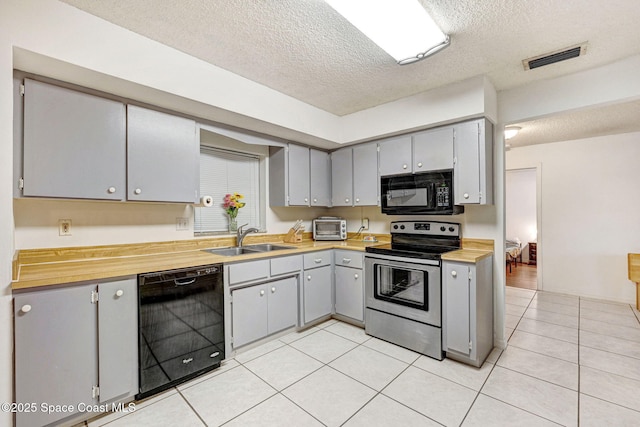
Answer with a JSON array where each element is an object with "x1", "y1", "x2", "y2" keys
[
  {"x1": 362, "y1": 218, "x2": 369, "y2": 230},
  {"x1": 176, "y1": 217, "x2": 189, "y2": 231},
  {"x1": 58, "y1": 219, "x2": 72, "y2": 236}
]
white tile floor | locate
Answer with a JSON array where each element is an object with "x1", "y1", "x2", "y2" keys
[{"x1": 81, "y1": 289, "x2": 640, "y2": 427}]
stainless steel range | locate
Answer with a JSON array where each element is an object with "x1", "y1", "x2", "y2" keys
[{"x1": 365, "y1": 220, "x2": 461, "y2": 360}]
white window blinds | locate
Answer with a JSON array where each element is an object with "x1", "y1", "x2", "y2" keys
[{"x1": 195, "y1": 147, "x2": 261, "y2": 233}]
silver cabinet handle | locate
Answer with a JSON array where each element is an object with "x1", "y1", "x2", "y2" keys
[
  {"x1": 271, "y1": 287, "x2": 276, "y2": 293},
  {"x1": 134, "y1": 188, "x2": 142, "y2": 195},
  {"x1": 307, "y1": 275, "x2": 312, "y2": 281},
  {"x1": 107, "y1": 187, "x2": 116, "y2": 194},
  {"x1": 260, "y1": 290, "x2": 265, "y2": 296},
  {"x1": 21, "y1": 304, "x2": 32, "y2": 313},
  {"x1": 451, "y1": 271, "x2": 457, "y2": 278},
  {"x1": 417, "y1": 162, "x2": 423, "y2": 168},
  {"x1": 182, "y1": 358, "x2": 193, "y2": 364},
  {"x1": 304, "y1": 198, "x2": 308, "y2": 202},
  {"x1": 355, "y1": 198, "x2": 360, "y2": 203},
  {"x1": 463, "y1": 193, "x2": 469, "y2": 199},
  {"x1": 342, "y1": 258, "x2": 351, "y2": 264},
  {"x1": 115, "y1": 289, "x2": 124, "y2": 297},
  {"x1": 313, "y1": 198, "x2": 317, "y2": 203},
  {"x1": 354, "y1": 274, "x2": 359, "y2": 279},
  {"x1": 314, "y1": 258, "x2": 322, "y2": 263},
  {"x1": 345, "y1": 198, "x2": 350, "y2": 203},
  {"x1": 402, "y1": 164, "x2": 408, "y2": 169}
]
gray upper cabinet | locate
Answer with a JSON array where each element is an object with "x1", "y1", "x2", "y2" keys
[
  {"x1": 21, "y1": 78, "x2": 126, "y2": 200},
  {"x1": 378, "y1": 135, "x2": 412, "y2": 176},
  {"x1": 269, "y1": 144, "x2": 331, "y2": 207},
  {"x1": 310, "y1": 148, "x2": 331, "y2": 207},
  {"x1": 331, "y1": 143, "x2": 378, "y2": 207},
  {"x1": 287, "y1": 144, "x2": 311, "y2": 206},
  {"x1": 127, "y1": 105, "x2": 199, "y2": 203},
  {"x1": 331, "y1": 147, "x2": 353, "y2": 207},
  {"x1": 352, "y1": 143, "x2": 379, "y2": 206},
  {"x1": 454, "y1": 118, "x2": 493, "y2": 205},
  {"x1": 413, "y1": 127, "x2": 454, "y2": 172}
]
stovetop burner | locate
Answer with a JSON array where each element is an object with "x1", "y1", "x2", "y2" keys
[{"x1": 365, "y1": 220, "x2": 461, "y2": 261}]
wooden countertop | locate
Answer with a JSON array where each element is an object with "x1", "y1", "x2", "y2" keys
[
  {"x1": 12, "y1": 234, "x2": 495, "y2": 291},
  {"x1": 441, "y1": 249, "x2": 494, "y2": 263},
  {"x1": 629, "y1": 253, "x2": 640, "y2": 283},
  {"x1": 11, "y1": 234, "x2": 388, "y2": 290}
]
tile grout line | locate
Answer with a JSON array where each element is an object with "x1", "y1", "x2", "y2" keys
[{"x1": 577, "y1": 296, "x2": 582, "y2": 426}]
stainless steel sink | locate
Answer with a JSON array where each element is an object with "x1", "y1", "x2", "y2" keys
[
  {"x1": 245, "y1": 244, "x2": 295, "y2": 252},
  {"x1": 202, "y1": 247, "x2": 261, "y2": 256}
]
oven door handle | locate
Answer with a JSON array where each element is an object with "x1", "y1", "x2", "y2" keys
[{"x1": 174, "y1": 278, "x2": 197, "y2": 286}]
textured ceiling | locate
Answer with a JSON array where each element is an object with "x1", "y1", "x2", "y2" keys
[
  {"x1": 59, "y1": 0, "x2": 640, "y2": 144},
  {"x1": 506, "y1": 99, "x2": 640, "y2": 148}
]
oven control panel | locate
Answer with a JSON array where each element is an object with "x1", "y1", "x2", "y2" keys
[{"x1": 391, "y1": 221, "x2": 460, "y2": 237}]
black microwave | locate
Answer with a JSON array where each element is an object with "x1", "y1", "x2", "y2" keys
[{"x1": 380, "y1": 170, "x2": 464, "y2": 215}]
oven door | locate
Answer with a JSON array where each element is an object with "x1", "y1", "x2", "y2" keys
[{"x1": 365, "y1": 254, "x2": 441, "y2": 326}]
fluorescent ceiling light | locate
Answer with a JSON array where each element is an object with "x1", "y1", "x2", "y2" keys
[
  {"x1": 325, "y1": 0, "x2": 450, "y2": 65},
  {"x1": 504, "y1": 126, "x2": 521, "y2": 140}
]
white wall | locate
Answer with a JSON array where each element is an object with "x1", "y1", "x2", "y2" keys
[
  {"x1": 506, "y1": 132, "x2": 640, "y2": 303},
  {"x1": 506, "y1": 169, "x2": 537, "y2": 262}
]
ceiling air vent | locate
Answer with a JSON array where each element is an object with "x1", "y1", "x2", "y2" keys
[{"x1": 523, "y1": 43, "x2": 587, "y2": 70}]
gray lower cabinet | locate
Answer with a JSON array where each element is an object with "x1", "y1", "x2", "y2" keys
[
  {"x1": 127, "y1": 105, "x2": 199, "y2": 203},
  {"x1": 13, "y1": 277, "x2": 137, "y2": 427},
  {"x1": 231, "y1": 277, "x2": 298, "y2": 348},
  {"x1": 21, "y1": 78, "x2": 126, "y2": 200},
  {"x1": 303, "y1": 265, "x2": 333, "y2": 324},
  {"x1": 443, "y1": 256, "x2": 493, "y2": 367},
  {"x1": 334, "y1": 250, "x2": 364, "y2": 322}
]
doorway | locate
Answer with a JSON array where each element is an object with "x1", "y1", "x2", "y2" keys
[{"x1": 505, "y1": 168, "x2": 538, "y2": 290}]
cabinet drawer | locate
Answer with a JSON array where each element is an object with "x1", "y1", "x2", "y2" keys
[
  {"x1": 304, "y1": 251, "x2": 332, "y2": 269},
  {"x1": 334, "y1": 250, "x2": 363, "y2": 269},
  {"x1": 228, "y1": 259, "x2": 270, "y2": 284},
  {"x1": 270, "y1": 255, "x2": 303, "y2": 277}
]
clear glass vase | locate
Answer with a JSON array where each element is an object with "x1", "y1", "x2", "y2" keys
[{"x1": 228, "y1": 215, "x2": 238, "y2": 232}]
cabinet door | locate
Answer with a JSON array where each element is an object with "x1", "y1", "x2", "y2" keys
[
  {"x1": 267, "y1": 277, "x2": 298, "y2": 333},
  {"x1": 454, "y1": 120, "x2": 481, "y2": 204},
  {"x1": 287, "y1": 144, "x2": 310, "y2": 205},
  {"x1": 353, "y1": 143, "x2": 379, "y2": 206},
  {"x1": 335, "y1": 266, "x2": 364, "y2": 322},
  {"x1": 22, "y1": 78, "x2": 126, "y2": 200},
  {"x1": 127, "y1": 105, "x2": 199, "y2": 203},
  {"x1": 232, "y1": 284, "x2": 268, "y2": 348},
  {"x1": 14, "y1": 285, "x2": 97, "y2": 427},
  {"x1": 378, "y1": 135, "x2": 412, "y2": 176},
  {"x1": 413, "y1": 127, "x2": 454, "y2": 172},
  {"x1": 310, "y1": 149, "x2": 331, "y2": 207},
  {"x1": 331, "y1": 148, "x2": 353, "y2": 206},
  {"x1": 98, "y1": 278, "x2": 138, "y2": 403},
  {"x1": 444, "y1": 262, "x2": 471, "y2": 356},
  {"x1": 303, "y1": 265, "x2": 333, "y2": 323}
]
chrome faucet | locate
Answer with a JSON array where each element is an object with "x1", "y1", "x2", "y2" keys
[{"x1": 237, "y1": 223, "x2": 259, "y2": 247}]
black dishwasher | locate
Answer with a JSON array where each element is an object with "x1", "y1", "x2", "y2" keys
[{"x1": 137, "y1": 264, "x2": 224, "y2": 399}]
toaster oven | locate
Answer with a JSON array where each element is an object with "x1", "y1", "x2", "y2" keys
[{"x1": 313, "y1": 217, "x2": 347, "y2": 241}]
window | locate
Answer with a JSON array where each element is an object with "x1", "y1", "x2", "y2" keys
[{"x1": 195, "y1": 146, "x2": 262, "y2": 233}]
